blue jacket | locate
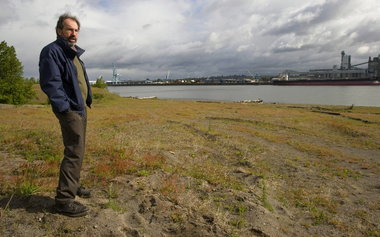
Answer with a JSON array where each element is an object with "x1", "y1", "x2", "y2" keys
[{"x1": 39, "y1": 37, "x2": 92, "y2": 114}]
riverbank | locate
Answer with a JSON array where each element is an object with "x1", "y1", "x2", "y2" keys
[{"x1": 1, "y1": 88, "x2": 379, "y2": 236}]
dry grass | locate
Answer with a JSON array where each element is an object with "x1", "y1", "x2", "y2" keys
[{"x1": 1, "y1": 87, "x2": 379, "y2": 236}]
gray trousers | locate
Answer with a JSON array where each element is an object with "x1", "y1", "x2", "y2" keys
[{"x1": 54, "y1": 110, "x2": 87, "y2": 204}]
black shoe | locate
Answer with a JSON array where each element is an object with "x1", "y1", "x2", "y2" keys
[
  {"x1": 54, "y1": 201, "x2": 89, "y2": 217},
  {"x1": 77, "y1": 186, "x2": 91, "y2": 198}
]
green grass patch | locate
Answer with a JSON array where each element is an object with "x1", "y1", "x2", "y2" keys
[
  {"x1": 15, "y1": 181, "x2": 40, "y2": 196},
  {"x1": 259, "y1": 180, "x2": 273, "y2": 211}
]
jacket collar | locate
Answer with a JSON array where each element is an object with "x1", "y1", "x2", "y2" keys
[{"x1": 56, "y1": 36, "x2": 85, "y2": 59}]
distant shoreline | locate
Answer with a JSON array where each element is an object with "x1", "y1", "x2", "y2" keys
[{"x1": 107, "y1": 82, "x2": 271, "y2": 86}]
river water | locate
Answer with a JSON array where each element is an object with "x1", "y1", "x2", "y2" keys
[{"x1": 108, "y1": 85, "x2": 380, "y2": 107}]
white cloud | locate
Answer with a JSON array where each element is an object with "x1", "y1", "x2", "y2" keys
[
  {"x1": 1, "y1": 0, "x2": 380, "y2": 80},
  {"x1": 357, "y1": 46, "x2": 369, "y2": 55}
]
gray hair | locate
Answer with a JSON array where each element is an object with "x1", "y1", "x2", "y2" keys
[{"x1": 55, "y1": 13, "x2": 80, "y2": 36}]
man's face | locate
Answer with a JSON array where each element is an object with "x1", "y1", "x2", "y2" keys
[{"x1": 57, "y1": 19, "x2": 79, "y2": 46}]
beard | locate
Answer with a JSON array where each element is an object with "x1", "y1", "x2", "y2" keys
[{"x1": 66, "y1": 36, "x2": 77, "y2": 47}]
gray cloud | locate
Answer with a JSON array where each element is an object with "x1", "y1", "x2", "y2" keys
[
  {"x1": 0, "y1": 1, "x2": 17, "y2": 26},
  {"x1": 265, "y1": 0, "x2": 349, "y2": 36},
  {"x1": 1, "y1": 0, "x2": 380, "y2": 80}
]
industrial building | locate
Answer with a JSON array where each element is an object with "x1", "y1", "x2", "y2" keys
[{"x1": 279, "y1": 51, "x2": 380, "y2": 81}]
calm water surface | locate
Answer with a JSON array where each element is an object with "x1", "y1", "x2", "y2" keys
[{"x1": 108, "y1": 85, "x2": 380, "y2": 107}]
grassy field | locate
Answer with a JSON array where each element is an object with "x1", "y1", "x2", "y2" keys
[{"x1": 0, "y1": 86, "x2": 379, "y2": 236}]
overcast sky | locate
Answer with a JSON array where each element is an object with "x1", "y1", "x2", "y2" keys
[{"x1": 1, "y1": 0, "x2": 380, "y2": 81}]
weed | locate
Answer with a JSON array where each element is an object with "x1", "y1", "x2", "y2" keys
[
  {"x1": 159, "y1": 175, "x2": 185, "y2": 202},
  {"x1": 229, "y1": 218, "x2": 246, "y2": 229},
  {"x1": 103, "y1": 199, "x2": 123, "y2": 212},
  {"x1": 288, "y1": 188, "x2": 338, "y2": 225},
  {"x1": 170, "y1": 212, "x2": 185, "y2": 223},
  {"x1": 102, "y1": 183, "x2": 124, "y2": 212},
  {"x1": 354, "y1": 210, "x2": 368, "y2": 219},
  {"x1": 366, "y1": 229, "x2": 380, "y2": 237},
  {"x1": 93, "y1": 155, "x2": 136, "y2": 180},
  {"x1": 334, "y1": 168, "x2": 361, "y2": 179},
  {"x1": 235, "y1": 205, "x2": 248, "y2": 215},
  {"x1": 212, "y1": 195, "x2": 226, "y2": 203},
  {"x1": 185, "y1": 162, "x2": 243, "y2": 190},
  {"x1": 310, "y1": 207, "x2": 327, "y2": 225},
  {"x1": 327, "y1": 219, "x2": 348, "y2": 231},
  {"x1": 249, "y1": 143, "x2": 267, "y2": 154},
  {"x1": 329, "y1": 122, "x2": 366, "y2": 137},
  {"x1": 16, "y1": 181, "x2": 39, "y2": 196},
  {"x1": 354, "y1": 199, "x2": 365, "y2": 205},
  {"x1": 15, "y1": 162, "x2": 59, "y2": 179},
  {"x1": 236, "y1": 159, "x2": 252, "y2": 168},
  {"x1": 141, "y1": 153, "x2": 165, "y2": 170},
  {"x1": 225, "y1": 203, "x2": 248, "y2": 215},
  {"x1": 106, "y1": 183, "x2": 118, "y2": 199},
  {"x1": 13, "y1": 129, "x2": 61, "y2": 162},
  {"x1": 259, "y1": 180, "x2": 273, "y2": 212},
  {"x1": 287, "y1": 140, "x2": 336, "y2": 157},
  {"x1": 93, "y1": 93, "x2": 105, "y2": 101},
  {"x1": 137, "y1": 169, "x2": 151, "y2": 177}
]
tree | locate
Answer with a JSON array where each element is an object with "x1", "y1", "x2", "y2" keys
[
  {"x1": 0, "y1": 41, "x2": 35, "y2": 104},
  {"x1": 93, "y1": 76, "x2": 108, "y2": 89}
]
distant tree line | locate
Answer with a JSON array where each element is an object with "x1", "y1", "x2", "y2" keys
[{"x1": 154, "y1": 74, "x2": 273, "y2": 83}]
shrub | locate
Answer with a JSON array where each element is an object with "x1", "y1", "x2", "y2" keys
[{"x1": 93, "y1": 76, "x2": 108, "y2": 89}]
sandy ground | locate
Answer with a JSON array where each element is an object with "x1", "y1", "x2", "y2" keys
[{"x1": 1, "y1": 144, "x2": 379, "y2": 237}]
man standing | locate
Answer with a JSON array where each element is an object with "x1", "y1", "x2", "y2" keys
[{"x1": 39, "y1": 13, "x2": 92, "y2": 217}]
